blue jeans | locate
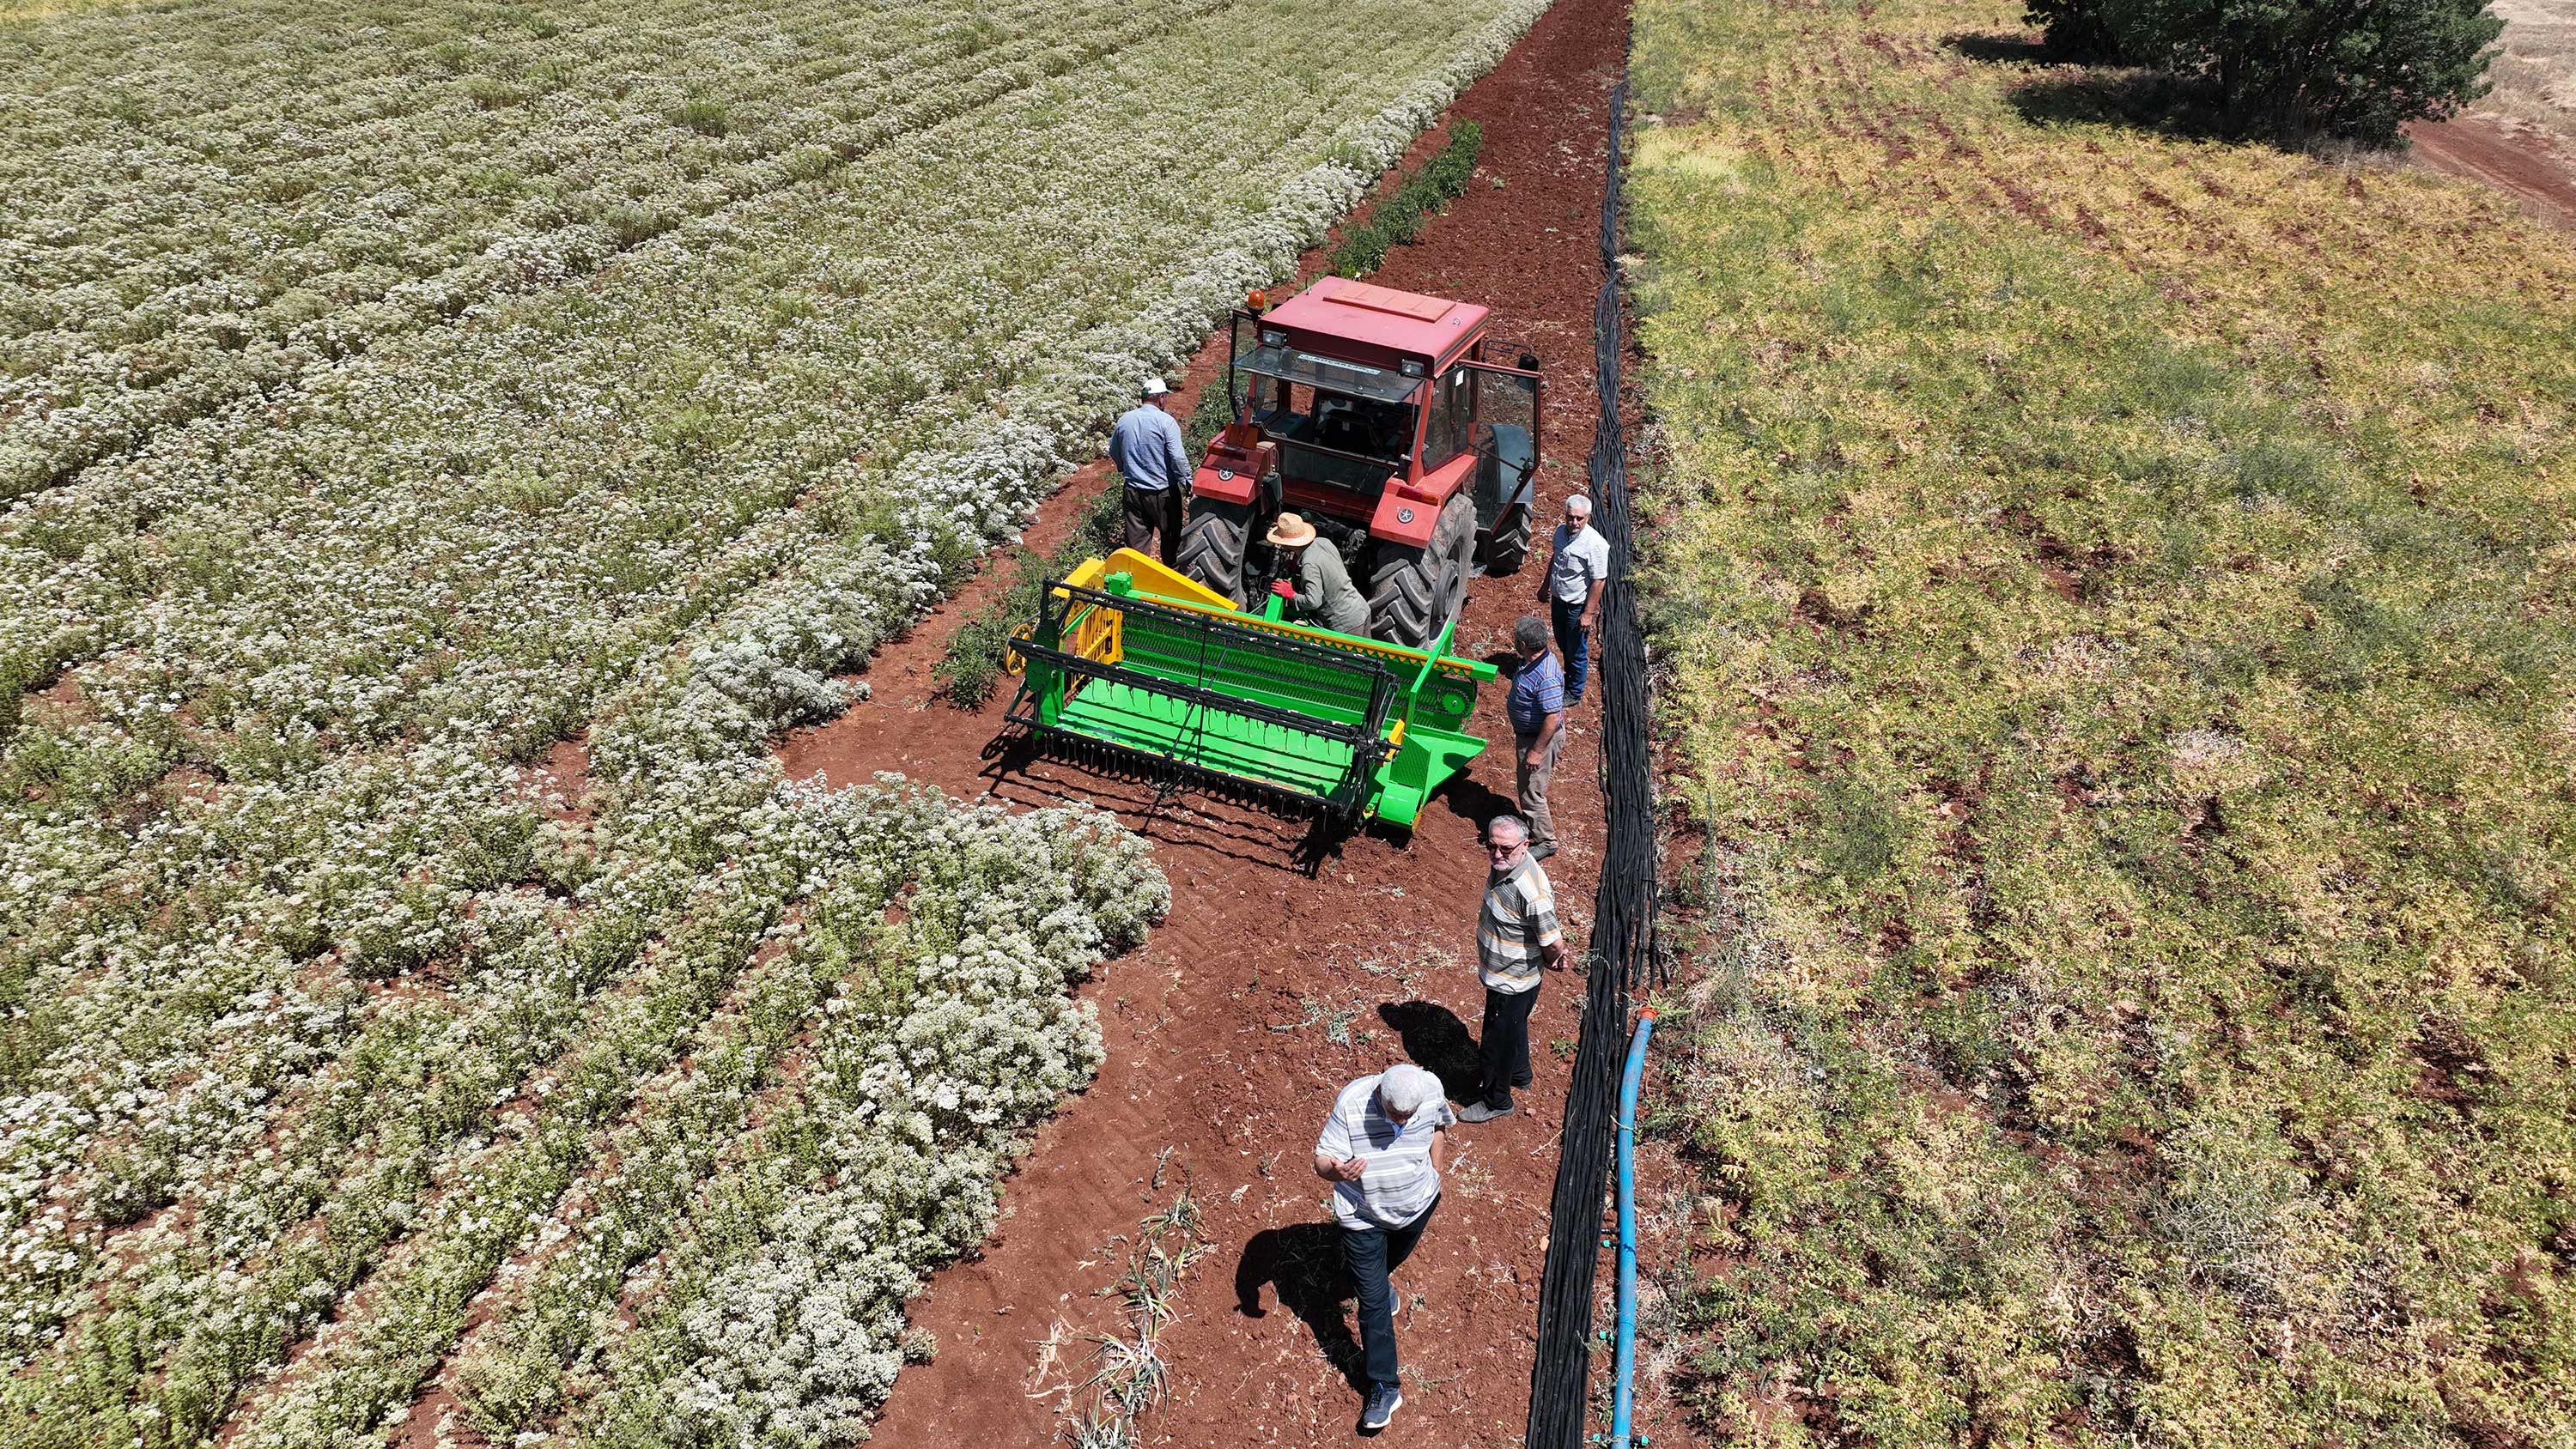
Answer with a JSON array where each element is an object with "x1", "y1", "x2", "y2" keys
[
  {"x1": 1551, "y1": 597, "x2": 1591, "y2": 702},
  {"x1": 1342, "y1": 1195, "x2": 1439, "y2": 1389}
]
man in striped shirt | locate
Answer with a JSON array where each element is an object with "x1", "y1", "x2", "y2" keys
[
  {"x1": 1461, "y1": 814, "x2": 1564, "y2": 1124},
  {"x1": 1313, "y1": 1063, "x2": 1453, "y2": 1430}
]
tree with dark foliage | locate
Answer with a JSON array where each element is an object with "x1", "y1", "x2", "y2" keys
[{"x1": 2026, "y1": 0, "x2": 2503, "y2": 145}]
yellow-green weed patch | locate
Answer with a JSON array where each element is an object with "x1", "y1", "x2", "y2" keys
[{"x1": 1631, "y1": 0, "x2": 2576, "y2": 1444}]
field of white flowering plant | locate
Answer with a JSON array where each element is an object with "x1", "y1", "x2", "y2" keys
[{"x1": 0, "y1": 0, "x2": 1549, "y2": 1441}]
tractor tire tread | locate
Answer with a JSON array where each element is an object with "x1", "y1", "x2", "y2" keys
[
  {"x1": 1178, "y1": 498, "x2": 1252, "y2": 605},
  {"x1": 1368, "y1": 491, "x2": 1477, "y2": 647}
]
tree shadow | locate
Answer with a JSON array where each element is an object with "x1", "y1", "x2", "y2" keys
[
  {"x1": 1378, "y1": 1000, "x2": 1482, "y2": 1102},
  {"x1": 1943, "y1": 29, "x2": 2051, "y2": 64},
  {"x1": 1941, "y1": 31, "x2": 2239, "y2": 142},
  {"x1": 2007, "y1": 67, "x2": 2233, "y2": 140},
  {"x1": 1236, "y1": 1223, "x2": 1365, "y2": 1391}
]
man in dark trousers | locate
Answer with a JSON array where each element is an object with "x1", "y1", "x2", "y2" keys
[
  {"x1": 1313, "y1": 1063, "x2": 1453, "y2": 1431},
  {"x1": 1108, "y1": 376, "x2": 1189, "y2": 566},
  {"x1": 1460, "y1": 814, "x2": 1564, "y2": 1124},
  {"x1": 1534, "y1": 493, "x2": 1610, "y2": 703},
  {"x1": 1505, "y1": 615, "x2": 1565, "y2": 860}
]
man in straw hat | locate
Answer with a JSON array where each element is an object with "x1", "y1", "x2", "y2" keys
[
  {"x1": 1265, "y1": 512, "x2": 1370, "y2": 635},
  {"x1": 1108, "y1": 376, "x2": 1189, "y2": 566},
  {"x1": 1313, "y1": 1062, "x2": 1453, "y2": 1430}
]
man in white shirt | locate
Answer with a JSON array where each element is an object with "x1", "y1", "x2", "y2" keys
[
  {"x1": 1534, "y1": 494, "x2": 1610, "y2": 704},
  {"x1": 1313, "y1": 1063, "x2": 1453, "y2": 1430}
]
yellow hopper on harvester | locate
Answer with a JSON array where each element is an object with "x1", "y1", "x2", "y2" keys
[{"x1": 1002, "y1": 549, "x2": 1496, "y2": 829}]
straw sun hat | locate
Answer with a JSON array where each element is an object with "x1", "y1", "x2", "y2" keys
[{"x1": 1264, "y1": 512, "x2": 1318, "y2": 548}]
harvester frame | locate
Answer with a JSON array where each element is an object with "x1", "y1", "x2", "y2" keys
[{"x1": 1003, "y1": 549, "x2": 1497, "y2": 830}]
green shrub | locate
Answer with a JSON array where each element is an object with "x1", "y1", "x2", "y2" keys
[
  {"x1": 1328, "y1": 120, "x2": 1483, "y2": 276},
  {"x1": 2035, "y1": 0, "x2": 2503, "y2": 144}
]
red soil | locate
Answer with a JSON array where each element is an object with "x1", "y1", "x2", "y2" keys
[
  {"x1": 2409, "y1": 112, "x2": 2576, "y2": 231},
  {"x1": 772, "y1": 0, "x2": 1638, "y2": 1442}
]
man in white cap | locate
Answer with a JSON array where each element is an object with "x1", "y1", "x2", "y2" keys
[
  {"x1": 1264, "y1": 512, "x2": 1370, "y2": 634},
  {"x1": 1534, "y1": 494, "x2": 1610, "y2": 704},
  {"x1": 1313, "y1": 1061, "x2": 1452, "y2": 1431},
  {"x1": 1108, "y1": 377, "x2": 1190, "y2": 567}
]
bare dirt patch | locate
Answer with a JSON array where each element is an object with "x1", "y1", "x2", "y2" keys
[
  {"x1": 772, "y1": 0, "x2": 1637, "y2": 1441},
  {"x1": 2409, "y1": 112, "x2": 2576, "y2": 230},
  {"x1": 2406, "y1": 0, "x2": 2576, "y2": 227}
]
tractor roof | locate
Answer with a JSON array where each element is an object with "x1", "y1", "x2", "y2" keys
[{"x1": 1267, "y1": 277, "x2": 1488, "y2": 370}]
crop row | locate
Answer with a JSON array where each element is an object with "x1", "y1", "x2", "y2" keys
[
  {"x1": 0, "y1": 0, "x2": 1211, "y2": 500},
  {"x1": 4, "y1": 0, "x2": 1552, "y2": 1433}
]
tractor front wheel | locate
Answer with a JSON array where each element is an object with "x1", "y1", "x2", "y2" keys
[
  {"x1": 1368, "y1": 490, "x2": 1477, "y2": 648},
  {"x1": 1176, "y1": 496, "x2": 1253, "y2": 605}
]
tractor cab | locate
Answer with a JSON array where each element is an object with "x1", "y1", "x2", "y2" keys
[{"x1": 1179, "y1": 278, "x2": 1542, "y2": 646}]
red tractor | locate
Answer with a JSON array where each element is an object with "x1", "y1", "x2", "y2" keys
[{"x1": 1178, "y1": 278, "x2": 1543, "y2": 646}]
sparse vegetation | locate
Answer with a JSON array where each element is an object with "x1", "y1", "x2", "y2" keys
[
  {"x1": 1631, "y1": 0, "x2": 2576, "y2": 1443},
  {"x1": 932, "y1": 484, "x2": 1126, "y2": 708},
  {"x1": 1329, "y1": 120, "x2": 1486, "y2": 276},
  {"x1": 1056, "y1": 1168, "x2": 1211, "y2": 1449}
]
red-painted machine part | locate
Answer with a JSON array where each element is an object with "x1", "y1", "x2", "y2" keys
[
  {"x1": 1192, "y1": 425, "x2": 1273, "y2": 506},
  {"x1": 1260, "y1": 276, "x2": 1490, "y2": 376},
  {"x1": 1367, "y1": 452, "x2": 1475, "y2": 547}
]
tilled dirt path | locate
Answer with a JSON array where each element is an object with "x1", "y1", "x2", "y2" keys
[
  {"x1": 775, "y1": 1, "x2": 1631, "y2": 1442},
  {"x1": 2409, "y1": 112, "x2": 2576, "y2": 231}
]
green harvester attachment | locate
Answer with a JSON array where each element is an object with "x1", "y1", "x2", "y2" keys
[{"x1": 1004, "y1": 549, "x2": 1495, "y2": 828}]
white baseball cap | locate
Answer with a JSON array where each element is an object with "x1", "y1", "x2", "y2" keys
[{"x1": 1141, "y1": 377, "x2": 1172, "y2": 398}]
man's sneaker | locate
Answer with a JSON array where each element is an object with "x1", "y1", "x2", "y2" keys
[
  {"x1": 1457, "y1": 1100, "x2": 1516, "y2": 1123},
  {"x1": 1530, "y1": 840, "x2": 1558, "y2": 861},
  {"x1": 1511, "y1": 1074, "x2": 1533, "y2": 1088},
  {"x1": 1361, "y1": 1383, "x2": 1404, "y2": 1431}
]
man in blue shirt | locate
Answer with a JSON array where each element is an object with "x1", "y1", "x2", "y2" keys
[
  {"x1": 1504, "y1": 615, "x2": 1565, "y2": 859},
  {"x1": 1107, "y1": 377, "x2": 1191, "y2": 567}
]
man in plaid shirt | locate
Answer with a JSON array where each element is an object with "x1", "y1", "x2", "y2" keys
[{"x1": 1460, "y1": 814, "x2": 1565, "y2": 1123}]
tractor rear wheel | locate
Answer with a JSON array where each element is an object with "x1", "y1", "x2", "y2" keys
[
  {"x1": 1177, "y1": 497, "x2": 1252, "y2": 605},
  {"x1": 1478, "y1": 498, "x2": 1533, "y2": 576},
  {"x1": 1369, "y1": 491, "x2": 1477, "y2": 647}
]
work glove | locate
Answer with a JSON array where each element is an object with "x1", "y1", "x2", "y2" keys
[{"x1": 1270, "y1": 580, "x2": 1296, "y2": 600}]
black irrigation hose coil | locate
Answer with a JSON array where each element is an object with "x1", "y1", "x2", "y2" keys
[{"x1": 1523, "y1": 67, "x2": 1665, "y2": 1449}]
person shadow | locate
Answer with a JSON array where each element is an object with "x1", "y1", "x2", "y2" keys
[
  {"x1": 1236, "y1": 1222, "x2": 1366, "y2": 1390},
  {"x1": 1378, "y1": 1000, "x2": 1483, "y2": 1102}
]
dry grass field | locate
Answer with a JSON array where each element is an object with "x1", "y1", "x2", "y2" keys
[
  {"x1": 1630, "y1": 0, "x2": 2576, "y2": 1444},
  {"x1": 2480, "y1": 0, "x2": 2576, "y2": 143}
]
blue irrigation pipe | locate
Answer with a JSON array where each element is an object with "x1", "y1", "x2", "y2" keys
[{"x1": 1612, "y1": 1007, "x2": 1657, "y2": 1449}]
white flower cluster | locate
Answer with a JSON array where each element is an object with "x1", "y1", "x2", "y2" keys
[
  {"x1": 2, "y1": 0, "x2": 1540, "y2": 1441},
  {"x1": 0, "y1": 0, "x2": 1194, "y2": 500},
  {"x1": 229, "y1": 788, "x2": 1163, "y2": 1449},
  {"x1": 447, "y1": 797, "x2": 1158, "y2": 1449}
]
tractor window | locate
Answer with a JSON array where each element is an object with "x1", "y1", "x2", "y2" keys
[
  {"x1": 1313, "y1": 392, "x2": 1413, "y2": 461},
  {"x1": 1423, "y1": 367, "x2": 1475, "y2": 471},
  {"x1": 1472, "y1": 366, "x2": 1537, "y2": 444},
  {"x1": 1239, "y1": 343, "x2": 1421, "y2": 406}
]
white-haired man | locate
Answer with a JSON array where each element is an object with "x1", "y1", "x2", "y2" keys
[
  {"x1": 1109, "y1": 377, "x2": 1189, "y2": 567},
  {"x1": 1461, "y1": 814, "x2": 1563, "y2": 1124},
  {"x1": 1534, "y1": 494, "x2": 1609, "y2": 704},
  {"x1": 1314, "y1": 1061, "x2": 1453, "y2": 1430}
]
